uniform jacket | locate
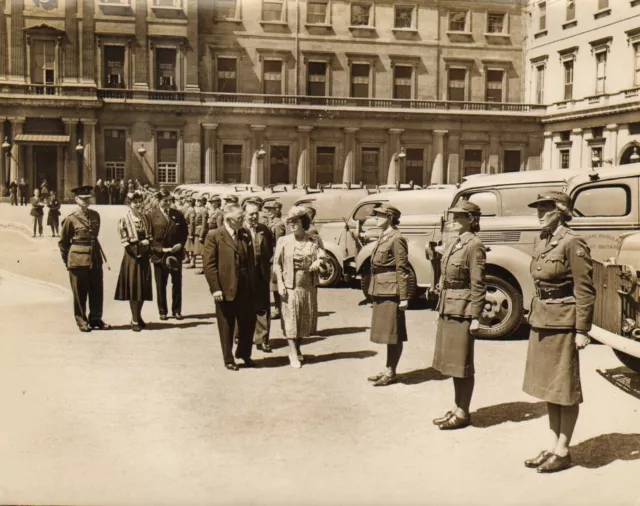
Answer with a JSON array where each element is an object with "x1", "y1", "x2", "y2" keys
[
  {"x1": 528, "y1": 225, "x2": 595, "y2": 332},
  {"x1": 247, "y1": 223, "x2": 274, "y2": 283},
  {"x1": 437, "y1": 231, "x2": 487, "y2": 319},
  {"x1": 148, "y1": 207, "x2": 189, "y2": 263},
  {"x1": 368, "y1": 228, "x2": 411, "y2": 300},
  {"x1": 29, "y1": 196, "x2": 45, "y2": 216},
  {"x1": 203, "y1": 226, "x2": 256, "y2": 301},
  {"x1": 274, "y1": 233, "x2": 325, "y2": 292},
  {"x1": 195, "y1": 207, "x2": 209, "y2": 242},
  {"x1": 207, "y1": 208, "x2": 224, "y2": 230},
  {"x1": 269, "y1": 217, "x2": 287, "y2": 247},
  {"x1": 58, "y1": 208, "x2": 103, "y2": 269},
  {"x1": 185, "y1": 207, "x2": 196, "y2": 238},
  {"x1": 47, "y1": 198, "x2": 61, "y2": 217}
]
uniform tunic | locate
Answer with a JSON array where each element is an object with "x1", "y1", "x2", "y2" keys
[
  {"x1": 523, "y1": 226, "x2": 595, "y2": 406},
  {"x1": 184, "y1": 206, "x2": 196, "y2": 253},
  {"x1": 47, "y1": 198, "x2": 61, "y2": 227},
  {"x1": 194, "y1": 207, "x2": 209, "y2": 256},
  {"x1": 432, "y1": 231, "x2": 487, "y2": 378},
  {"x1": 206, "y1": 208, "x2": 224, "y2": 235},
  {"x1": 368, "y1": 228, "x2": 410, "y2": 345}
]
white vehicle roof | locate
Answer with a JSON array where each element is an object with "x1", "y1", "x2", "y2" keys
[
  {"x1": 354, "y1": 186, "x2": 458, "y2": 217},
  {"x1": 458, "y1": 170, "x2": 582, "y2": 191}
]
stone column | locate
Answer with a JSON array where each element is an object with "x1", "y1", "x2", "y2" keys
[
  {"x1": 11, "y1": 0, "x2": 25, "y2": 80},
  {"x1": 250, "y1": 125, "x2": 266, "y2": 185},
  {"x1": 447, "y1": 133, "x2": 461, "y2": 183},
  {"x1": 387, "y1": 128, "x2": 404, "y2": 184},
  {"x1": 542, "y1": 131, "x2": 553, "y2": 170},
  {"x1": 64, "y1": 0, "x2": 78, "y2": 82},
  {"x1": 133, "y1": 0, "x2": 149, "y2": 90},
  {"x1": 82, "y1": 119, "x2": 98, "y2": 186},
  {"x1": 10, "y1": 117, "x2": 24, "y2": 182},
  {"x1": 488, "y1": 133, "x2": 500, "y2": 174},
  {"x1": 431, "y1": 130, "x2": 447, "y2": 184},
  {"x1": 570, "y1": 128, "x2": 583, "y2": 170},
  {"x1": 202, "y1": 123, "x2": 218, "y2": 183},
  {"x1": 62, "y1": 118, "x2": 79, "y2": 199},
  {"x1": 342, "y1": 127, "x2": 358, "y2": 184},
  {"x1": 605, "y1": 124, "x2": 619, "y2": 165},
  {"x1": 297, "y1": 126, "x2": 313, "y2": 187},
  {"x1": 185, "y1": 0, "x2": 200, "y2": 92},
  {"x1": 527, "y1": 134, "x2": 541, "y2": 171}
]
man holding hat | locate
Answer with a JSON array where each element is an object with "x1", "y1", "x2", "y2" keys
[
  {"x1": 58, "y1": 186, "x2": 111, "y2": 333},
  {"x1": 149, "y1": 189, "x2": 189, "y2": 320}
]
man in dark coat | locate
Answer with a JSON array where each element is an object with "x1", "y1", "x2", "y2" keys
[
  {"x1": 18, "y1": 178, "x2": 28, "y2": 206},
  {"x1": 58, "y1": 186, "x2": 111, "y2": 332},
  {"x1": 9, "y1": 179, "x2": 18, "y2": 206},
  {"x1": 203, "y1": 203, "x2": 257, "y2": 370},
  {"x1": 243, "y1": 201, "x2": 274, "y2": 353},
  {"x1": 148, "y1": 189, "x2": 189, "y2": 320},
  {"x1": 108, "y1": 179, "x2": 120, "y2": 205}
]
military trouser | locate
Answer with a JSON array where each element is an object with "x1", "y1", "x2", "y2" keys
[{"x1": 69, "y1": 266, "x2": 104, "y2": 326}]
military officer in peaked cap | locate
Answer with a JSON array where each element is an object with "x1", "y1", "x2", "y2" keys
[
  {"x1": 58, "y1": 185, "x2": 111, "y2": 333},
  {"x1": 432, "y1": 200, "x2": 486, "y2": 430},
  {"x1": 522, "y1": 191, "x2": 595, "y2": 473}
]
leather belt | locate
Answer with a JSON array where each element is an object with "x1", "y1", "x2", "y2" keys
[
  {"x1": 536, "y1": 284, "x2": 573, "y2": 299},
  {"x1": 443, "y1": 280, "x2": 469, "y2": 290},
  {"x1": 372, "y1": 266, "x2": 396, "y2": 275},
  {"x1": 71, "y1": 238, "x2": 95, "y2": 246}
]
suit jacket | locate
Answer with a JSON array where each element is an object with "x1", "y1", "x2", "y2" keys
[
  {"x1": 247, "y1": 223, "x2": 273, "y2": 284},
  {"x1": 203, "y1": 226, "x2": 256, "y2": 301},
  {"x1": 368, "y1": 228, "x2": 410, "y2": 300},
  {"x1": 148, "y1": 207, "x2": 189, "y2": 263}
]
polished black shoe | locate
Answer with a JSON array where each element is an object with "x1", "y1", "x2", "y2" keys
[
  {"x1": 537, "y1": 453, "x2": 571, "y2": 473},
  {"x1": 373, "y1": 374, "x2": 396, "y2": 387},
  {"x1": 159, "y1": 315, "x2": 168, "y2": 321},
  {"x1": 90, "y1": 320, "x2": 111, "y2": 330},
  {"x1": 131, "y1": 322, "x2": 142, "y2": 332},
  {"x1": 78, "y1": 324, "x2": 92, "y2": 333},
  {"x1": 439, "y1": 414, "x2": 471, "y2": 430},
  {"x1": 525, "y1": 451, "x2": 552, "y2": 469},
  {"x1": 257, "y1": 343, "x2": 273, "y2": 353},
  {"x1": 368, "y1": 372, "x2": 386, "y2": 382},
  {"x1": 225, "y1": 363, "x2": 239, "y2": 371},
  {"x1": 173, "y1": 313, "x2": 184, "y2": 320},
  {"x1": 433, "y1": 411, "x2": 454, "y2": 426},
  {"x1": 139, "y1": 318, "x2": 147, "y2": 329},
  {"x1": 241, "y1": 358, "x2": 257, "y2": 368}
]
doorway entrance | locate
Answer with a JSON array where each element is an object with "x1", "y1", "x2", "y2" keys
[{"x1": 33, "y1": 145, "x2": 58, "y2": 194}]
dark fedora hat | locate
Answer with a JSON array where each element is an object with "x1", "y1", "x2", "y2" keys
[{"x1": 164, "y1": 254, "x2": 181, "y2": 272}]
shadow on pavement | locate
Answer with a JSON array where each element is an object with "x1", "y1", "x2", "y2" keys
[
  {"x1": 471, "y1": 401, "x2": 547, "y2": 428},
  {"x1": 318, "y1": 311, "x2": 335, "y2": 318},
  {"x1": 597, "y1": 367, "x2": 640, "y2": 400},
  {"x1": 146, "y1": 321, "x2": 212, "y2": 331},
  {"x1": 268, "y1": 337, "x2": 325, "y2": 350},
  {"x1": 306, "y1": 350, "x2": 377, "y2": 364},
  {"x1": 316, "y1": 326, "x2": 369, "y2": 337},
  {"x1": 397, "y1": 367, "x2": 449, "y2": 385},
  {"x1": 184, "y1": 313, "x2": 215, "y2": 320},
  {"x1": 572, "y1": 433, "x2": 640, "y2": 469}
]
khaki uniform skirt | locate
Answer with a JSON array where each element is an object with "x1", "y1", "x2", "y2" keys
[
  {"x1": 370, "y1": 296, "x2": 407, "y2": 345},
  {"x1": 432, "y1": 315, "x2": 475, "y2": 378},
  {"x1": 523, "y1": 328, "x2": 582, "y2": 406}
]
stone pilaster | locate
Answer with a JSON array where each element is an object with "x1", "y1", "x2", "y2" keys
[
  {"x1": 431, "y1": 130, "x2": 447, "y2": 184},
  {"x1": 296, "y1": 126, "x2": 313, "y2": 186},
  {"x1": 342, "y1": 127, "x2": 358, "y2": 183},
  {"x1": 202, "y1": 123, "x2": 218, "y2": 183}
]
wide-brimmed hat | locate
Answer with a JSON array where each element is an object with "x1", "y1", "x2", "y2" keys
[
  {"x1": 263, "y1": 200, "x2": 282, "y2": 210},
  {"x1": 164, "y1": 254, "x2": 181, "y2": 272},
  {"x1": 286, "y1": 205, "x2": 311, "y2": 222},
  {"x1": 372, "y1": 204, "x2": 401, "y2": 220},
  {"x1": 448, "y1": 200, "x2": 482, "y2": 215},
  {"x1": 527, "y1": 191, "x2": 573, "y2": 221}
]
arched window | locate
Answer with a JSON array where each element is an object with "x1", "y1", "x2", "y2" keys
[{"x1": 619, "y1": 144, "x2": 640, "y2": 165}]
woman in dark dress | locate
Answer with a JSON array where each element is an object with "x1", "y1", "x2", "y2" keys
[
  {"x1": 367, "y1": 205, "x2": 411, "y2": 386},
  {"x1": 523, "y1": 192, "x2": 595, "y2": 473},
  {"x1": 114, "y1": 191, "x2": 153, "y2": 332},
  {"x1": 432, "y1": 200, "x2": 486, "y2": 430},
  {"x1": 46, "y1": 191, "x2": 61, "y2": 236}
]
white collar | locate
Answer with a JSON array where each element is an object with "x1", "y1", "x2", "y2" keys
[{"x1": 224, "y1": 222, "x2": 236, "y2": 238}]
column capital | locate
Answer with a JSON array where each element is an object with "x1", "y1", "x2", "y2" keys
[
  {"x1": 61, "y1": 118, "x2": 80, "y2": 125},
  {"x1": 388, "y1": 128, "x2": 405, "y2": 135},
  {"x1": 606, "y1": 123, "x2": 619, "y2": 131},
  {"x1": 344, "y1": 127, "x2": 359, "y2": 134},
  {"x1": 543, "y1": 131, "x2": 554, "y2": 138},
  {"x1": 201, "y1": 122, "x2": 219, "y2": 131},
  {"x1": 81, "y1": 119, "x2": 98, "y2": 126},
  {"x1": 433, "y1": 129, "x2": 448, "y2": 136},
  {"x1": 250, "y1": 124, "x2": 267, "y2": 131},
  {"x1": 297, "y1": 126, "x2": 314, "y2": 133},
  {"x1": 571, "y1": 128, "x2": 583, "y2": 135}
]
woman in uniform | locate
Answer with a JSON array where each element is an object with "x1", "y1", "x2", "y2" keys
[
  {"x1": 47, "y1": 190, "x2": 61, "y2": 237},
  {"x1": 367, "y1": 205, "x2": 411, "y2": 387},
  {"x1": 193, "y1": 196, "x2": 209, "y2": 274},
  {"x1": 183, "y1": 197, "x2": 196, "y2": 268},
  {"x1": 523, "y1": 191, "x2": 595, "y2": 473},
  {"x1": 432, "y1": 200, "x2": 486, "y2": 430},
  {"x1": 114, "y1": 191, "x2": 154, "y2": 332}
]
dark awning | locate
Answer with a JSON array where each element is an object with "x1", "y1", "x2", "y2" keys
[{"x1": 14, "y1": 134, "x2": 70, "y2": 144}]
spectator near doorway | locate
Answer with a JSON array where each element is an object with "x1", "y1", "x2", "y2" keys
[{"x1": 18, "y1": 178, "x2": 28, "y2": 206}]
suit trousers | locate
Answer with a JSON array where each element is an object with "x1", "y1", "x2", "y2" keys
[
  {"x1": 69, "y1": 266, "x2": 104, "y2": 326},
  {"x1": 153, "y1": 263, "x2": 183, "y2": 315},
  {"x1": 253, "y1": 277, "x2": 271, "y2": 345},
  {"x1": 32, "y1": 215, "x2": 43, "y2": 236},
  {"x1": 215, "y1": 279, "x2": 257, "y2": 365}
]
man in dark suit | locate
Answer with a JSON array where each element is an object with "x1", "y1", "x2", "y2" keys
[
  {"x1": 203, "y1": 203, "x2": 257, "y2": 371},
  {"x1": 149, "y1": 189, "x2": 189, "y2": 320},
  {"x1": 243, "y1": 201, "x2": 274, "y2": 353}
]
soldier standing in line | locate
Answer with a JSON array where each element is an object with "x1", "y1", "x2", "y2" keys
[
  {"x1": 206, "y1": 195, "x2": 224, "y2": 235},
  {"x1": 263, "y1": 200, "x2": 286, "y2": 319},
  {"x1": 522, "y1": 192, "x2": 595, "y2": 474},
  {"x1": 183, "y1": 197, "x2": 196, "y2": 267},
  {"x1": 58, "y1": 186, "x2": 111, "y2": 333},
  {"x1": 194, "y1": 196, "x2": 209, "y2": 274}
]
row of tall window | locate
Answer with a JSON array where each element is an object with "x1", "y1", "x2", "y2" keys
[
  {"x1": 103, "y1": 129, "x2": 522, "y2": 184},
  {"x1": 537, "y1": 0, "x2": 611, "y2": 32}
]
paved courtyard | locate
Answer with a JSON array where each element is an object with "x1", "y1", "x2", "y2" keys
[{"x1": 0, "y1": 204, "x2": 639, "y2": 506}]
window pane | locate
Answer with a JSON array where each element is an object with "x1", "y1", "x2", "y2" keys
[
  {"x1": 598, "y1": 0, "x2": 608, "y2": 9},
  {"x1": 104, "y1": 129, "x2": 126, "y2": 162},
  {"x1": 351, "y1": 63, "x2": 370, "y2": 97},
  {"x1": 566, "y1": 0, "x2": 575, "y2": 21},
  {"x1": 157, "y1": 131, "x2": 177, "y2": 163},
  {"x1": 223, "y1": 144, "x2": 242, "y2": 183},
  {"x1": 394, "y1": 6, "x2": 413, "y2": 28},
  {"x1": 448, "y1": 68, "x2": 466, "y2": 101},
  {"x1": 351, "y1": 3, "x2": 371, "y2": 26},
  {"x1": 500, "y1": 186, "x2": 566, "y2": 217},
  {"x1": 449, "y1": 11, "x2": 467, "y2": 31},
  {"x1": 217, "y1": 57, "x2": 237, "y2": 92},
  {"x1": 485, "y1": 69, "x2": 503, "y2": 102},
  {"x1": 307, "y1": 2, "x2": 327, "y2": 23},
  {"x1": 263, "y1": 0, "x2": 283, "y2": 21},
  {"x1": 215, "y1": 0, "x2": 237, "y2": 19},
  {"x1": 563, "y1": 61, "x2": 573, "y2": 100},
  {"x1": 560, "y1": 150, "x2": 570, "y2": 169},
  {"x1": 316, "y1": 146, "x2": 335, "y2": 184},
  {"x1": 393, "y1": 65, "x2": 412, "y2": 99},
  {"x1": 263, "y1": 59, "x2": 282, "y2": 94},
  {"x1": 539, "y1": 3, "x2": 546, "y2": 30},
  {"x1": 458, "y1": 192, "x2": 497, "y2": 217},
  {"x1": 405, "y1": 148, "x2": 423, "y2": 186},
  {"x1": 503, "y1": 150, "x2": 521, "y2": 173},
  {"x1": 156, "y1": 48, "x2": 176, "y2": 89},
  {"x1": 362, "y1": 147, "x2": 379, "y2": 185},
  {"x1": 596, "y1": 52, "x2": 606, "y2": 94},
  {"x1": 573, "y1": 186, "x2": 630, "y2": 217},
  {"x1": 104, "y1": 45, "x2": 125, "y2": 87},
  {"x1": 463, "y1": 149, "x2": 483, "y2": 176},
  {"x1": 536, "y1": 65, "x2": 544, "y2": 104},
  {"x1": 308, "y1": 61, "x2": 326, "y2": 96},
  {"x1": 487, "y1": 13, "x2": 505, "y2": 33},
  {"x1": 270, "y1": 145, "x2": 290, "y2": 184}
]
